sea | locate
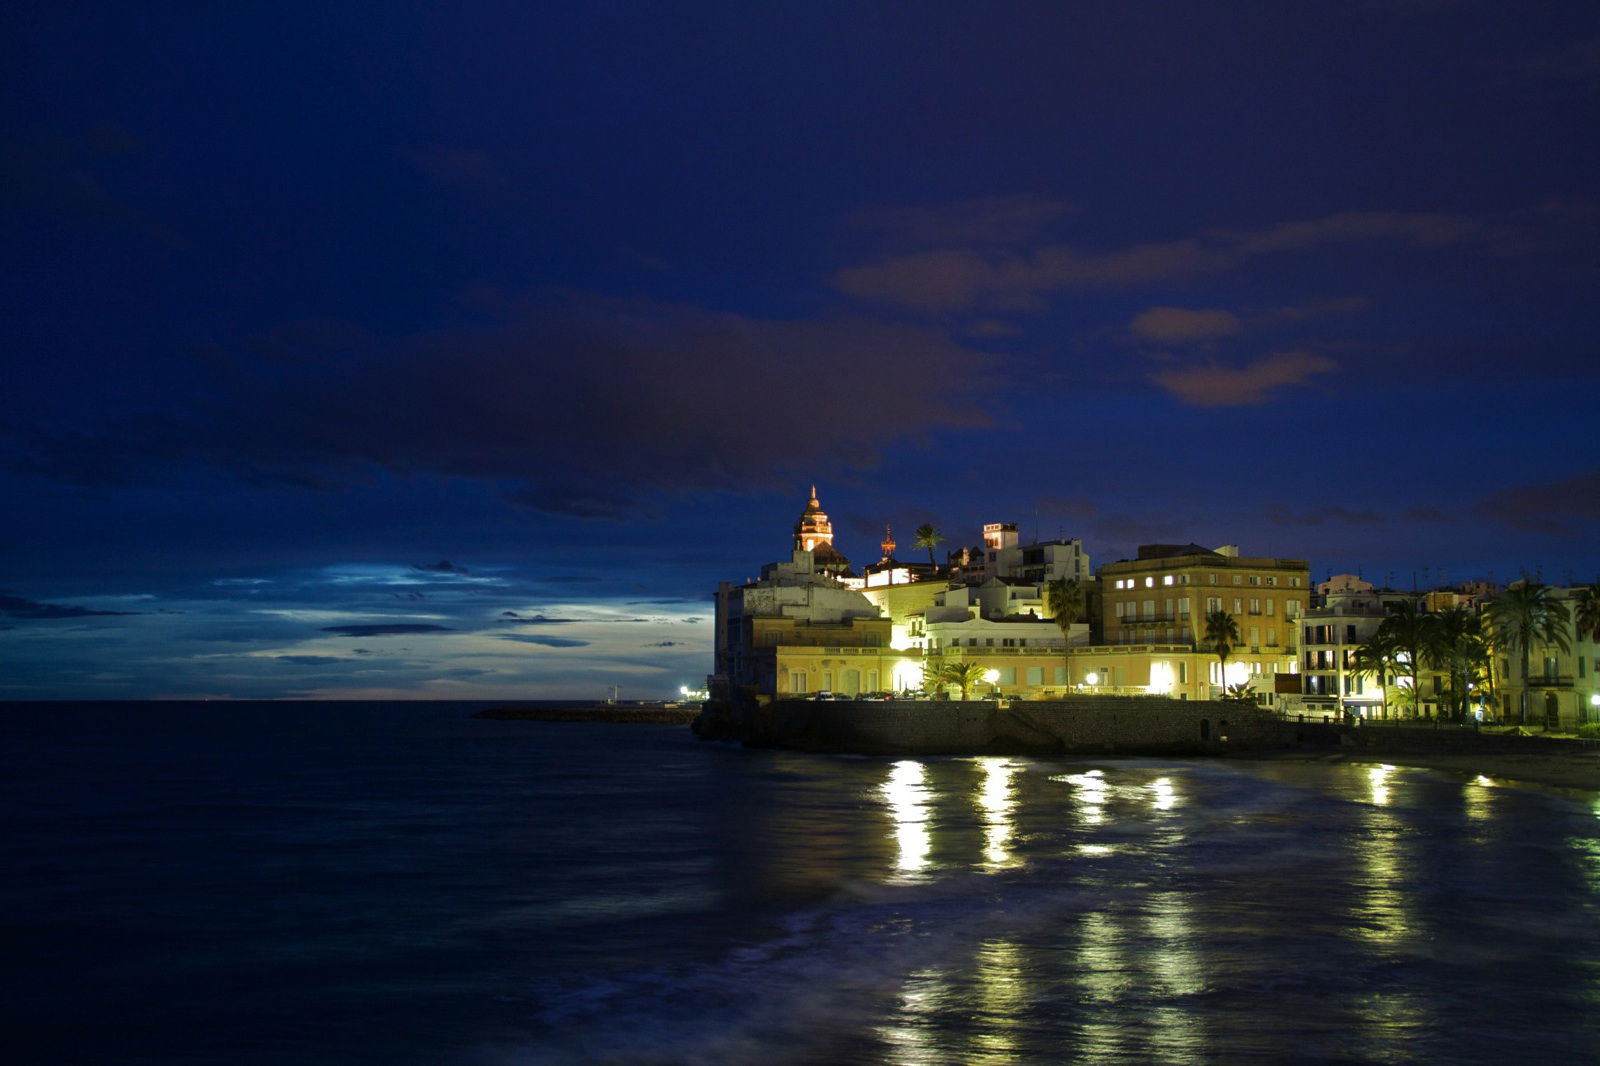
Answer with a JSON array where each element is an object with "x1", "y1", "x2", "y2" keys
[{"x1": 5, "y1": 701, "x2": 1600, "y2": 1065}]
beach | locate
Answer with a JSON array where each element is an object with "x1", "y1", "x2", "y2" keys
[{"x1": 1247, "y1": 746, "x2": 1600, "y2": 792}]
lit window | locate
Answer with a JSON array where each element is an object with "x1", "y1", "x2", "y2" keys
[
  {"x1": 1163, "y1": 575, "x2": 1174, "y2": 586},
  {"x1": 1145, "y1": 576, "x2": 1155, "y2": 588}
]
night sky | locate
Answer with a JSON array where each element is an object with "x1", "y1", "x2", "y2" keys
[{"x1": 4, "y1": 3, "x2": 1598, "y2": 700}]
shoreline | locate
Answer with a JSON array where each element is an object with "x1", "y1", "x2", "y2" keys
[{"x1": 1240, "y1": 747, "x2": 1600, "y2": 793}]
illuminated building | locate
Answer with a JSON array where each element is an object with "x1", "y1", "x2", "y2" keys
[
  {"x1": 1491, "y1": 583, "x2": 1600, "y2": 730},
  {"x1": 711, "y1": 487, "x2": 916, "y2": 699},
  {"x1": 1096, "y1": 543, "x2": 1309, "y2": 694}
]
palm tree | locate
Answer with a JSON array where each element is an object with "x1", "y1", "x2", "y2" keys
[
  {"x1": 1376, "y1": 600, "x2": 1432, "y2": 719},
  {"x1": 1352, "y1": 630, "x2": 1400, "y2": 719},
  {"x1": 1484, "y1": 584, "x2": 1572, "y2": 725},
  {"x1": 1045, "y1": 577, "x2": 1084, "y2": 679},
  {"x1": 929, "y1": 659, "x2": 988, "y2": 700},
  {"x1": 1203, "y1": 609, "x2": 1241, "y2": 697},
  {"x1": 912, "y1": 524, "x2": 945, "y2": 569},
  {"x1": 1426, "y1": 606, "x2": 1486, "y2": 722},
  {"x1": 1573, "y1": 584, "x2": 1600, "y2": 644}
]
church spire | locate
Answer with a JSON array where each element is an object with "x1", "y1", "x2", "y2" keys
[{"x1": 794, "y1": 485, "x2": 834, "y2": 552}]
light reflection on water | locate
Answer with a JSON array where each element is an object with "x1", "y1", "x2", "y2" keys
[
  {"x1": 881, "y1": 759, "x2": 931, "y2": 877},
  {"x1": 976, "y1": 759, "x2": 1018, "y2": 870},
  {"x1": 534, "y1": 749, "x2": 1600, "y2": 1064}
]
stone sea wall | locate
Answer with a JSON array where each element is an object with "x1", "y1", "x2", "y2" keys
[{"x1": 693, "y1": 697, "x2": 1281, "y2": 756}]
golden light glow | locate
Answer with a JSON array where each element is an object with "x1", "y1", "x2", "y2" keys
[
  {"x1": 882, "y1": 759, "x2": 931, "y2": 876},
  {"x1": 1060, "y1": 769, "x2": 1108, "y2": 826},
  {"x1": 968, "y1": 938, "x2": 1024, "y2": 1064},
  {"x1": 976, "y1": 759, "x2": 1018, "y2": 869},
  {"x1": 1146, "y1": 661, "x2": 1175, "y2": 694},
  {"x1": 892, "y1": 659, "x2": 924, "y2": 692},
  {"x1": 1367, "y1": 764, "x2": 1394, "y2": 806},
  {"x1": 1150, "y1": 776, "x2": 1177, "y2": 811}
]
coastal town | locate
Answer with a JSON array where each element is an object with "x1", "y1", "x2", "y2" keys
[{"x1": 711, "y1": 488, "x2": 1600, "y2": 732}]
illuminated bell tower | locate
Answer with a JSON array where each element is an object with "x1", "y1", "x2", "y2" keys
[
  {"x1": 880, "y1": 526, "x2": 896, "y2": 563},
  {"x1": 794, "y1": 485, "x2": 835, "y2": 552}
]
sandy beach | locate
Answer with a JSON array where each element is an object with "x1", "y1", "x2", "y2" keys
[{"x1": 1247, "y1": 747, "x2": 1600, "y2": 793}]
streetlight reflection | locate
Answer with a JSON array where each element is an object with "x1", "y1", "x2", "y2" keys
[
  {"x1": 882, "y1": 759, "x2": 931, "y2": 877},
  {"x1": 977, "y1": 759, "x2": 1018, "y2": 870}
]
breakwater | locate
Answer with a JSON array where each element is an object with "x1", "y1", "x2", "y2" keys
[
  {"x1": 475, "y1": 704, "x2": 700, "y2": 724},
  {"x1": 693, "y1": 696, "x2": 1280, "y2": 756}
]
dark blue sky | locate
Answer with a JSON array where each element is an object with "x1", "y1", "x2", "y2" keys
[{"x1": 4, "y1": 2, "x2": 1598, "y2": 699}]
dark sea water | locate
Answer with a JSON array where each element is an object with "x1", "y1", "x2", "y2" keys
[{"x1": 5, "y1": 701, "x2": 1600, "y2": 1065}]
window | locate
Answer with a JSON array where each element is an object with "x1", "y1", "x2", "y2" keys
[
  {"x1": 1144, "y1": 576, "x2": 1155, "y2": 588},
  {"x1": 1266, "y1": 598, "x2": 1275, "y2": 616},
  {"x1": 1266, "y1": 576, "x2": 1277, "y2": 586},
  {"x1": 1179, "y1": 597, "x2": 1191, "y2": 617},
  {"x1": 1346, "y1": 624, "x2": 1357, "y2": 641},
  {"x1": 1027, "y1": 667, "x2": 1044, "y2": 685},
  {"x1": 1233, "y1": 575, "x2": 1242, "y2": 585},
  {"x1": 1249, "y1": 598, "x2": 1261, "y2": 615},
  {"x1": 1249, "y1": 626, "x2": 1259, "y2": 646},
  {"x1": 1267, "y1": 627, "x2": 1277, "y2": 646},
  {"x1": 1179, "y1": 575, "x2": 1190, "y2": 585},
  {"x1": 1163, "y1": 575, "x2": 1174, "y2": 586},
  {"x1": 1179, "y1": 662, "x2": 1188, "y2": 683},
  {"x1": 1250, "y1": 575, "x2": 1261, "y2": 585},
  {"x1": 1232, "y1": 598, "x2": 1243, "y2": 614},
  {"x1": 1144, "y1": 599, "x2": 1155, "y2": 619},
  {"x1": 1291, "y1": 577, "x2": 1303, "y2": 587},
  {"x1": 1115, "y1": 602, "x2": 1125, "y2": 618},
  {"x1": 1207, "y1": 597, "x2": 1221, "y2": 614}
]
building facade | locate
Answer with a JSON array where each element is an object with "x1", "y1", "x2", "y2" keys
[{"x1": 1097, "y1": 544, "x2": 1310, "y2": 692}]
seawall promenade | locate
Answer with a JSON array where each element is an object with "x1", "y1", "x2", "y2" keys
[{"x1": 693, "y1": 697, "x2": 1600, "y2": 789}]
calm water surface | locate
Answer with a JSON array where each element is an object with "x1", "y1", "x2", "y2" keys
[{"x1": 5, "y1": 702, "x2": 1600, "y2": 1064}]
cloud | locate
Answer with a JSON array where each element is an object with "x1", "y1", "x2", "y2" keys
[
  {"x1": 14, "y1": 295, "x2": 992, "y2": 516},
  {"x1": 413, "y1": 560, "x2": 470, "y2": 575},
  {"x1": 1475, "y1": 468, "x2": 1600, "y2": 534},
  {"x1": 1128, "y1": 307, "x2": 1241, "y2": 343},
  {"x1": 319, "y1": 623, "x2": 454, "y2": 637},
  {"x1": 501, "y1": 634, "x2": 591, "y2": 648},
  {"x1": 1149, "y1": 350, "x2": 1337, "y2": 406},
  {"x1": 645, "y1": 640, "x2": 683, "y2": 647},
  {"x1": 833, "y1": 240, "x2": 1220, "y2": 311},
  {"x1": 500, "y1": 614, "x2": 580, "y2": 625},
  {"x1": 0, "y1": 592, "x2": 135, "y2": 619},
  {"x1": 275, "y1": 655, "x2": 347, "y2": 666},
  {"x1": 833, "y1": 208, "x2": 1497, "y2": 312}
]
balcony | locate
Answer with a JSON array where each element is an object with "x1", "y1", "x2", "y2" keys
[{"x1": 1528, "y1": 675, "x2": 1574, "y2": 688}]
